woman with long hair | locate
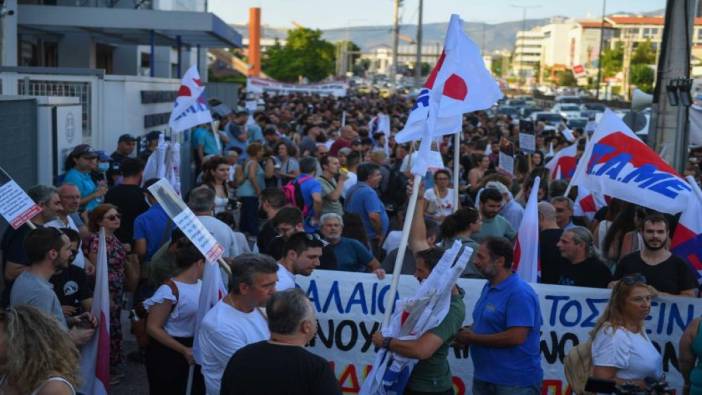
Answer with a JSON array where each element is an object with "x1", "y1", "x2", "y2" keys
[
  {"x1": 63, "y1": 144, "x2": 107, "y2": 212},
  {"x1": 201, "y1": 156, "x2": 231, "y2": 215},
  {"x1": 440, "y1": 206, "x2": 482, "y2": 278},
  {"x1": 0, "y1": 305, "x2": 80, "y2": 395},
  {"x1": 85, "y1": 203, "x2": 129, "y2": 381},
  {"x1": 424, "y1": 169, "x2": 456, "y2": 223},
  {"x1": 237, "y1": 142, "x2": 266, "y2": 236},
  {"x1": 590, "y1": 275, "x2": 662, "y2": 388},
  {"x1": 144, "y1": 241, "x2": 206, "y2": 395},
  {"x1": 602, "y1": 204, "x2": 648, "y2": 270},
  {"x1": 274, "y1": 141, "x2": 300, "y2": 186}
]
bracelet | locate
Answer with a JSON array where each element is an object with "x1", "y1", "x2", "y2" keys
[{"x1": 382, "y1": 337, "x2": 393, "y2": 349}]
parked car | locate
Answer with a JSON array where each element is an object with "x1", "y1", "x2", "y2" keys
[
  {"x1": 551, "y1": 104, "x2": 582, "y2": 120},
  {"x1": 520, "y1": 105, "x2": 542, "y2": 119},
  {"x1": 581, "y1": 102, "x2": 606, "y2": 113},
  {"x1": 567, "y1": 117, "x2": 589, "y2": 129},
  {"x1": 497, "y1": 106, "x2": 520, "y2": 118},
  {"x1": 554, "y1": 95, "x2": 583, "y2": 105},
  {"x1": 531, "y1": 111, "x2": 565, "y2": 126}
]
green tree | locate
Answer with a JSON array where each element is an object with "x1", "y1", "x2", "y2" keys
[
  {"x1": 601, "y1": 42, "x2": 624, "y2": 78},
  {"x1": 491, "y1": 55, "x2": 503, "y2": 77},
  {"x1": 630, "y1": 64, "x2": 655, "y2": 93},
  {"x1": 631, "y1": 40, "x2": 656, "y2": 65},
  {"x1": 556, "y1": 70, "x2": 577, "y2": 86},
  {"x1": 262, "y1": 28, "x2": 335, "y2": 82}
]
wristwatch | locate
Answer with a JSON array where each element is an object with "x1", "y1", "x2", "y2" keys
[{"x1": 382, "y1": 337, "x2": 393, "y2": 349}]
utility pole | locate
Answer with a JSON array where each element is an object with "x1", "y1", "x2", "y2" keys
[
  {"x1": 511, "y1": 4, "x2": 541, "y2": 87},
  {"x1": 649, "y1": 0, "x2": 696, "y2": 172},
  {"x1": 595, "y1": 0, "x2": 607, "y2": 100},
  {"x1": 621, "y1": 29, "x2": 634, "y2": 100},
  {"x1": 414, "y1": 0, "x2": 423, "y2": 87},
  {"x1": 391, "y1": 0, "x2": 401, "y2": 86}
]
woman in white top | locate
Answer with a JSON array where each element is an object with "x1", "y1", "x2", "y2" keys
[
  {"x1": 591, "y1": 274, "x2": 662, "y2": 389},
  {"x1": 424, "y1": 169, "x2": 456, "y2": 222},
  {"x1": 0, "y1": 305, "x2": 79, "y2": 395},
  {"x1": 201, "y1": 156, "x2": 231, "y2": 214},
  {"x1": 144, "y1": 241, "x2": 206, "y2": 395}
]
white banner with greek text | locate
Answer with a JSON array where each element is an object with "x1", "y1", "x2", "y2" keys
[{"x1": 297, "y1": 270, "x2": 702, "y2": 394}]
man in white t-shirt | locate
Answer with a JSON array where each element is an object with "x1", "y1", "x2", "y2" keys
[
  {"x1": 45, "y1": 184, "x2": 89, "y2": 269},
  {"x1": 275, "y1": 232, "x2": 323, "y2": 291},
  {"x1": 188, "y1": 186, "x2": 250, "y2": 258},
  {"x1": 196, "y1": 253, "x2": 278, "y2": 395}
]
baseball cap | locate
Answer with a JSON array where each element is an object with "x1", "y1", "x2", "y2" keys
[
  {"x1": 118, "y1": 133, "x2": 136, "y2": 143},
  {"x1": 70, "y1": 144, "x2": 97, "y2": 158},
  {"x1": 95, "y1": 150, "x2": 111, "y2": 162}
]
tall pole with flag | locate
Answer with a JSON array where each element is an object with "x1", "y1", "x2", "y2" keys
[
  {"x1": 513, "y1": 176, "x2": 540, "y2": 282},
  {"x1": 78, "y1": 227, "x2": 110, "y2": 395},
  {"x1": 672, "y1": 176, "x2": 702, "y2": 283},
  {"x1": 384, "y1": 14, "x2": 503, "y2": 327}
]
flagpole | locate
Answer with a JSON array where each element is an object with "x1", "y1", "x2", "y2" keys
[
  {"x1": 382, "y1": 174, "x2": 422, "y2": 328},
  {"x1": 186, "y1": 365, "x2": 194, "y2": 395},
  {"x1": 453, "y1": 132, "x2": 460, "y2": 212}
]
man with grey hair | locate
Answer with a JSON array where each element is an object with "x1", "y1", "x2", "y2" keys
[
  {"x1": 556, "y1": 226, "x2": 611, "y2": 288},
  {"x1": 551, "y1": 196, "x2": 576, "y2": 230},
  {"x1": 46, "y1": 184, "x2": 90, "y2": 271},
  {"x1": 197, "y1": 253, "x2": 278, "y2": 395},
  {"x1": 319, "y1": 213, "x2": 385, "y2": 277},
  {"x1": 188, "y1": 185, "x2": 250, "y2": 258},
  {"x1": 2, "y1": 185, "x2": 64, "y2": 293},
  {"x1": 220, "y1": 288, "x2": 341, "y2": 394},
  {"x1": 538, "y1": 201, "x2": 568, "y2": 284}
]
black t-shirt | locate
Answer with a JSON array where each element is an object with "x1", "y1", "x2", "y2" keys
[
  {"x1": 220, "y1": 341, "x2": 341, "y2": 395},
  {"x1": 558, "y1": 257, "x2": 612, "y2": 288},
  {"x1": 539, "y1": 228, "x2": 568, "y2": 285},
  {"x1": 615, "y1": 252, "x2": 698, "y2": 295},
  {"x1": 1, "y1": 223, "x2": 36, "y2": 306},
  {"x1": 104, "y1": 184, "x2": 149, "y2": 244},
  {"x1": 50, "y1": 265, "x2": 91, "y2": 313},
  {"x1": 257, "y1": 220, "x2": 277, "y2": 256},
  {"x1": 265, "y1": 234, "x2": 337, "y2": 269}
]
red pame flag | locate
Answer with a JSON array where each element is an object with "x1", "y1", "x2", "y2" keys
[
  {"x1": 545, "y1": 144, "x2": 577, "y2": 180},
  {"x1": 513, "y1": 176, "x2": 540, "y2": 282},
  {"x1": 78, "y1": 227, "x2": 110, "y2": 395},
  {"x1": 672, "y1": 180, "x2": 702, "y2": 284}
]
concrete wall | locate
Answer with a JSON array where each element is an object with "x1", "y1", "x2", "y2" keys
[
  {"x1": 101, "y1": 74, "x2": 180, "y2": 152},
  {"x1": 58, "y1": 33, "x2": 96, "y2": 68}
]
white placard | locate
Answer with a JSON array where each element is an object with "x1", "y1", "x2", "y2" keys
[
  {"x1": 519, "y1": 133, "x2": 536, "y2": 153},
  {"x1": 498, "y1": 151, "x2": 514, "y2": 175},
  {"x1": 147, "y1": 179, "x2": 223, "y2": 262},
  {"x1": 0, "y1": 168, "x2": 41, "y2": 229}
]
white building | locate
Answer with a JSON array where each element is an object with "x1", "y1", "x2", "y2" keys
[
  {"x1": 513, "y1": 27, "x2": 544, "y2": 78},
  {"x1": 540, "y1": 18, "x2": 579, "y2": 72},
  {"x1": 566, "y1": 20, "x2": 614, "y2": 71},
  {"x1": 360, "y1": 45, "x2": 393, "y2": 75},
  {"x1": 0, "y1": 0, "x2": 241, "y2": 186}
]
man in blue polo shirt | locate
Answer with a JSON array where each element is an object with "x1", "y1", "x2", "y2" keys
[
  {"x1": 344, "y1": 163, "x2": 389, "y2": 258},
  {"x1": 133, "y1": 179, "x2": 174, "y2": 264},
  {"x1": 455, "y1": 237, "x2": 542, "y2": 395},
  {"x1": 319, "y1": 213, "x2": 385, "y2": 278}
]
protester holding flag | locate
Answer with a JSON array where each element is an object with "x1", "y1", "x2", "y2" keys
[
  {"x1": 369, "y1": 180, "x2": 466, "y2": 395},
  {"x1": 143, "y1": 240, "x2": 206, "y2": 395},
  {"x1": 196, "y1": 254, "x2": 277, "y2": 395},
  {"x1": 0, "y1": 305, "x2": 81, "y2": 395},
  {"x1": 85, "y1": 204, "x2": 130, "y2": 374}
]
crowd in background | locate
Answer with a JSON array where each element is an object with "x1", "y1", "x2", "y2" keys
[{"x1": 2, "y1": 90, "x2": 702, "y2": 394}]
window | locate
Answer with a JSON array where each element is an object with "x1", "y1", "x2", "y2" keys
[
  {"x1": 697, "y1": 29, "x2": 702, "y2": 41},
  {"x1": 642, "y1": 27, "x2": 659, "y2": 38}
]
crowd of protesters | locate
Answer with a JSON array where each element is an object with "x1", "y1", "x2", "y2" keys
[{"x1": 2, "y1": 89, "x2": 702, "y2": 394}]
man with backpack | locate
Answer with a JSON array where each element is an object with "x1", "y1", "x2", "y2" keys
[{"x1": 284, "y1": 157, "x2": 323, "y2": 233}]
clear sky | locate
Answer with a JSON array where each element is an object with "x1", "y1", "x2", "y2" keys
[{"x1": 210, "y1": 0, "x2": 666, "y2": 29}]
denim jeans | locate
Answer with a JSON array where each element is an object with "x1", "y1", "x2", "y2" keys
[{"x1": 472, "y1": 379, "x2": 541, "y2": 395}]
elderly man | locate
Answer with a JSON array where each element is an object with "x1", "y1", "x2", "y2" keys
[
  {"x1": 319, "y1": 213, "x2": 385, "y2": 278},
  {"x1": 188, "y1": 185, "x2": 250, "y2": 258},
  {"x1": 220, "y1": 288, "x2": 341, "y2": 395},
  {"x1": 46, "y1": 184, "x2": 90, "y2": 271},
  {"x1": 330, "y1": 125, "x2": 358, "y2": 157}
]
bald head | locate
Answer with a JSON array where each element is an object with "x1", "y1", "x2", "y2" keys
[
  {"x1": 58, "y1": 184, "x2": 81, "y2": 214},
  {"x1": 341, "y1": 126, "x2": 357, "y2": 140},
  {"x1": 538, "y1": 201, "x2": 558, "y2": 230}
]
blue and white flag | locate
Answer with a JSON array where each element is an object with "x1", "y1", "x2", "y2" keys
[{"x1": 360, "y1": 241, "x2": 473, "y2": 395}]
